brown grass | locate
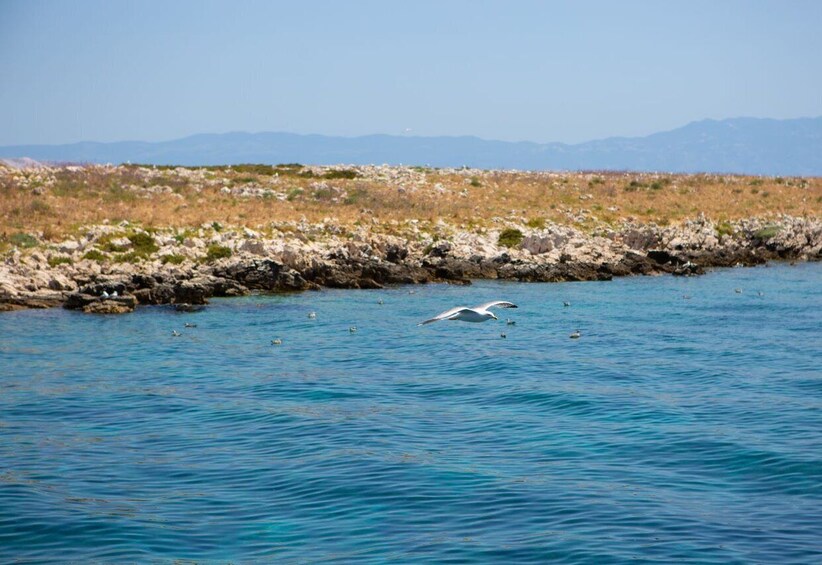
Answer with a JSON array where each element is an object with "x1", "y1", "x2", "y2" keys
[{"x1": 1, "y1": 165, "x2": 820, "y2": 242}]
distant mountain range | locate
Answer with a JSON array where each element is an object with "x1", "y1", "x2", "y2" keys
[{"x1": 2, "y1": 117, "x2": 821, "y2": 176}]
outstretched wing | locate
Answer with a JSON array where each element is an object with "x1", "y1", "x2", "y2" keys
[
  {"x1": 475, "y1": 301, "x2": 517, "y2": 311},
  {"x1": 418, "y1": 306, "x2": 470, "y2": 325}
]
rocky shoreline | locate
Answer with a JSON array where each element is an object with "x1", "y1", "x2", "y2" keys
[{"x1": 1, "y1": 215, "x2": 819, "y2": 314}]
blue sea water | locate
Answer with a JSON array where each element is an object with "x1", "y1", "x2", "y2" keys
[{"x1": 1, "y1": 262, "x2": 821, "y2": 564}]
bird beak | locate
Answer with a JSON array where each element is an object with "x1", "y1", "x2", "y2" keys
[{"x1": 491, "y1": 314, "x2": 498, "y2": 320}]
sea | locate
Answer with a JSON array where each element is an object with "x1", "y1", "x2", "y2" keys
[{"x1": 1, "y1": 262, "x2": 820, "y2": 563}]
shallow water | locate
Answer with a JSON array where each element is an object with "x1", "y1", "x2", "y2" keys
[{"x1": 1, "y1": 262, "x2": 821, "y2": 563}]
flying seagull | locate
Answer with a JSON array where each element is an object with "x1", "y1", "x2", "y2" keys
[{"x1": 418, "y1": 301, "x2": 517, "y2": 325}]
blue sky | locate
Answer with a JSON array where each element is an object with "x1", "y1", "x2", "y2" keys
[{"x1": 1, "y1": 0, "x2": 820, "y2": 145}]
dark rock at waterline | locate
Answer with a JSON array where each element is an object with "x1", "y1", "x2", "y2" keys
[
  {"x1": 64, "y1": 292, "x2": 137, "y2": 314},
  {"x1": 212, "y1": 259, "x2": 317, "y2": 292}
]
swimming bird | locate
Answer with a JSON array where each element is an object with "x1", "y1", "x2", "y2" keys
[
  {"x1": 349, "y1": 326, "x2": 357, "y2": 333},
  {"x1": 308, "y1": 311, "x2": 317, "y2": 319},
  {"x1": 418, "y1": 301, "x2": 517, "y2": 325},
  {"x1": 171, "y1": 330, "x2": 181, "y2": 337},
  {"x1": 500, "y1": 332, "x2": 507, "y2": 339},
  {"x1": 506, "y1": 318, "x2": 516, "y2": 325},
  {"x1": 271, "y1": 338, "x2": 282, "y2": 345},
  {"x1": 569, "y1": 329, "x2": 581, "y2": 339},
  {"x1": 735, "y1": 288, "x2": 742, "y2": 294},
  {"x1": 683, "y1": 294, "x2": 692, "y2": 300},
  {"x1": 563, "y1": 301, "x2": 571, "y2": 307},
  {"x1": 378, "y1": 299, "x2": 384, "y2": 305},
  {"x1": 184, "y1": 323, "x2": 197, "y2": 328},
  {"x1": 757, "y1": 291, "x2": 764, "y2": 297}
]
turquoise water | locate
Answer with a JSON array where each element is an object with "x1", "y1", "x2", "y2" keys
[{"x1": 1, "y1": 262, "x2": 820, "y2": 563}]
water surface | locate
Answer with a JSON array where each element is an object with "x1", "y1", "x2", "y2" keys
[{"x1": 1, "y1": 263, "x2": 821, "y2": 563}]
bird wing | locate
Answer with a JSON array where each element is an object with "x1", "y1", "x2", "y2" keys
[
  {"x1": 418, "y1": 306, "x2": 471, "y2": 325},
  {"x1": 475, "y1": 301, "x2": 517, "y2": 311}
]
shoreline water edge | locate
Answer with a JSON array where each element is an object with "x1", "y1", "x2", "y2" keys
[{"x1": 1, "y1": 213, "x2": 819, "y2": 314}]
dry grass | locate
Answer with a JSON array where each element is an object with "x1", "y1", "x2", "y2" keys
[{"x1": 1, "y1": 164, "x2": 820, "y2": 243}]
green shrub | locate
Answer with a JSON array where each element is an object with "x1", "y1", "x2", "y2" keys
[
  {"x1": 161, "y1": 254, "x2": 186, "y2": 265},
  {"x1": 205, "y1": 244, "x2": 232, "y2": 262},
  {"x1": 469, "y1": 177, "x2": 482, "y2": 187},
  {"x1": 526, "y1": 217, "x2": 545, "y2": 229},
  {"x1": 114, "y1": 251, "x2": 144, "y2": 263},
  {"x1": 211, "y1": 221, "x2": 223, "y2": 232},
  {"x1": 83, "y1": 249, "x2": 107, "y2": 262},
  {"x1": 715, "y1": 222, "x2": 735, "y2": 237},
  {"x1": 47, "y1": 256, "x2": 73, "y2": 267},
  {"x1": 10, "y1": 233, "x2": 38, "y2": 248},
  {"x1": 128, "y1": 232, "x2": 159, "y2": 255},
  {"x1": 624, "y1": 180, "x2": 646, "y2": 192},
  {"x1": 754, "y1": 226, "x2": 780, "y2": 240},
  {"x1": 498, "y1": 228, "x2": 524, "y2": 248},
  {"x1": 322, "y1": 169, "x2": 359, "y2": 180}
]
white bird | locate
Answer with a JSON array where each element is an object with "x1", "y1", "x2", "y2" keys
[
  {"x1": 506, "y1": 318, "x2": 516, "y2": 325},
  {"x1": 308, "y1": 311, "x2": 317, "y2": 319},
  {"x1": 271, "y1": 338, "x2": 282, "y2": 345},
  {"x1": 101, "y1": 290, "x2": 109, "y2": 298},
  {"x1": 418, "y1": 301, "x2": 517, "y2": 326},
  {"x1": 184, "y1": 322, "x2": 197, "y2": 328},
  {"x1": 171, "y1": 330, "x2": 181, "y2": 337},
  {"x1": 349, "y1": 326, "x2": 357, "y2": 333},
  {"x1": 111, "y1": 291, "x2": 118, "y2": 297},
  {"x1": 569, "y1": 329, "x2": 581, "y2": 339}
]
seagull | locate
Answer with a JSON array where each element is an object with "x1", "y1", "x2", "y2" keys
[
  {"x1": 500, "y1": 332, "x2": 507, "y2": 339},
  {"x1": 271, "y1": 338, "x2": 282, "y2": 345},
  {"x1": 171, "y1": 330, "x2": 181, "y2": 337},
  {"x1": 378, "y1": 299, "x2": 384, "y2": 305},
  {"x1": 569, "y1": 329, "x2": 581, "y2": 339},
  {"x1": 184, "y1": 323, "x2": 197, "y2": 328},
  {"x1": 308, "y1": 311, "x2": 317, "y2": 319},
  {"x1": 506, "y1": 318, "x2": 516, "y2": 325},
  {"x1": 418, "y1": 301, "x2": 517, "y2": 325},
  {"x1": 101, "y1": 290, "x2": 109, "y2": 298},
  {"x1": 349, "y1": 326, "x2": 357, "y2": 333},
  {"x1": 563, "y1": 301, "x2": 571, "y2": 307},
  {"x1": 735, "y1": 288, "x2": 742, "y2": 294},
  {"x1": 111, "y1": 291, "x2": 118, "y2": 297}
]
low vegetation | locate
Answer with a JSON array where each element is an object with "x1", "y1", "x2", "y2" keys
[{"x1": 1, "y1": 163, "x2": 819, "y2": 243}]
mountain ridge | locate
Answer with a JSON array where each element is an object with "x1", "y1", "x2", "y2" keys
[{"x1": 2, "y1": 116, "x2": 821, "y2": 176}]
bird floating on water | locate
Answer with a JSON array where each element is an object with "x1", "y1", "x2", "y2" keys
[
  {"x1": 563, "y1": 301, "x2": 571, "y2": 307},
  {"x1": 500, "y1": 332, "x2": 507, "y2": 339},
  {"x1": 735, "y1": 288, "x2": 742, "y2": 294},
  {"x1": 171, "y1": 330, "x2": 181, "y2": 337},
  {"x1": 758, "y1": 291, "x2": 764, "y2": 297},
  {"x1": 308, "y1": 311, "x2": 317, "y2": 319},
  {"x1": 683, "y1": 294, "x2": 692, "y2": 300},
  {"x1": 378, "y1": 299, "x2": 384, "y2": 305},
  {"x1": 349, "y1": 326, "x2": 357, "y2": 333},
  {"x1": 271, "y1": 338, "x2": 282, "y2": 345},
  {"x1": 184, "y1": 323, "x2": 197, "y2": 328},
  {"x1": 569, "y1": 329, "x2": 581, "y2": 339},
  {"x1": 419, "y1": 301, "x2": 517, "y2": 325},
  {"x1": 506, "y1": 319, "x2": 516, "y2": 325}
]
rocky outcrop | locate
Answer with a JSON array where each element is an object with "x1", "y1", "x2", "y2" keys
[{"x1": 1, "y1": 215, "x2": 820, "y2": 314}]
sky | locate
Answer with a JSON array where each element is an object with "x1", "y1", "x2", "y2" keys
[{"x1": 1, "y1": 0, "x2": 821, "y2": 145}]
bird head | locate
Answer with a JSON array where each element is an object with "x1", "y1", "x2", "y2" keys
[{"x1": 489, "y1": 312, "x2": 498, "y2": 320}]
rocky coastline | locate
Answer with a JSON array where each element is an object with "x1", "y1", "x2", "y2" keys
[{"x1": 1, "y1": 215, "x2": 819, "y2": 314}]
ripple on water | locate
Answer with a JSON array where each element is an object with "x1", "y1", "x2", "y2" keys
[{"x1": 0, "y1": 262, "x2": 821, "y2": 563}]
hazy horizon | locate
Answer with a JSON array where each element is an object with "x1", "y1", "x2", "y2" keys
[{"x1": 2, "y1": 0, "x2": 821, "y2": 146}]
